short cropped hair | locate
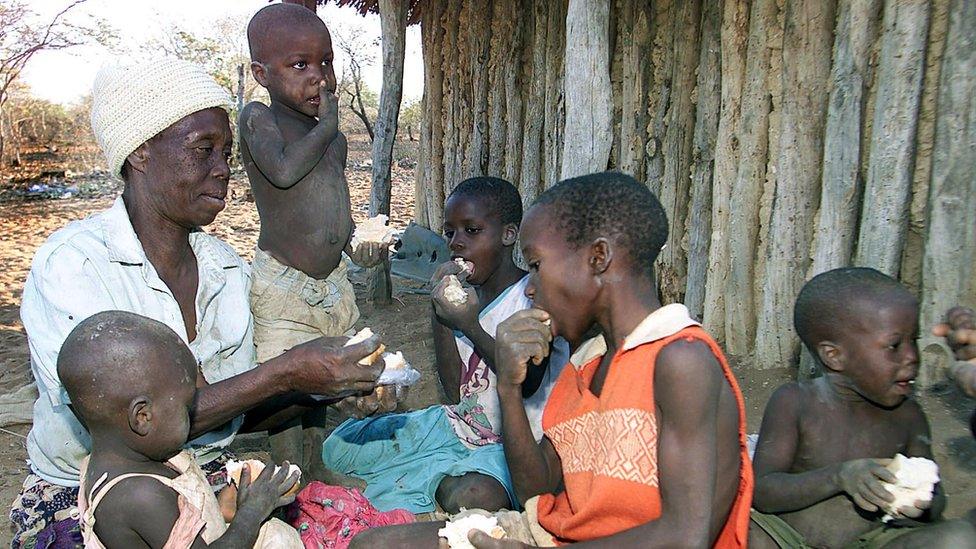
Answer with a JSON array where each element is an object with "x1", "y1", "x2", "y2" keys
[
  {"x1": 447, "y1": 176, "x2": 523, "y2": 226},
  {"x1": 247, "y1": 3, "x2": 326, "y2": 62},
  {"x1": 794, "y1": 267, "x2": 913, "y2": 355},
  {"x1": 533, "y1": 171, "x2": 668, "y2": 274}
]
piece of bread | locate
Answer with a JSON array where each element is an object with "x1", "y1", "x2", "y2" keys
[
  {"x1": 345, "y1": 327, "x2": 386, "y2": 366},
  {"x1": 443, "y1": 275, "x2": 468, "y2": 306},
  {"x1": 225, "y1": 460, "x2": 302, "y2": 497},
  {"x1": 350, "y1": 215, "x2": 397, "y2": 249},
  {"x1": 880, "y1": 454, "x2": 939, "y2": 521},
  {"x1": 453, "y1": 257, "x2": 474, "y2": 276},
  {"x1": 383, "y1": 351, "x2": 407, "y2": 370},
  {"x1": 438, "y1": 514, "x2": 506, "y2": 549}
]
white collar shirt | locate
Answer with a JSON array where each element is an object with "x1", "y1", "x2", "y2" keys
[{"x1": 21, "y1": 197, "x2": 256, "y2": 486}]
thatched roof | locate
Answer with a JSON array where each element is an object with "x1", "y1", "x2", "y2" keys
[{"x1": 322, "y1": 0, "x2": 425, "y2": 25}]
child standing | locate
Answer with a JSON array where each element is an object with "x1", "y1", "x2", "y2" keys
[
  {"x1": 323, "y1": 177, "x2": 569, "y2": 515},
  {"x1": 61, "y1": 311, "x2": 301, "y2": 548},
  {"x1": 750, "y1": 268, "x2": 976, "y2": 548},
  {"x1": 240, "y1": 4, "x2": 388, "y2": 476}
]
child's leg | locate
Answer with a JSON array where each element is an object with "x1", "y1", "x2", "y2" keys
[
  {"x1": 348, "y1": 521, "x2": 444, "y2": 549},
  {"x1": 882, "y1": 520, "x2": 976, "y2": 549},
  {"x1": 436, "y1": 473, "x2": 511, "y2": 514}
]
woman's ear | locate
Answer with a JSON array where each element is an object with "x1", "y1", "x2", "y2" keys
[
  {"x1": 589, "y1": 238, "x2": 612, "y2": 275},
  {"x1": 125, "y1": 143, "x2": 151, "y2": 176},
  {"x1": 251, "y1": 61, "x2": 268, "y2": 88},
  {"x1": 817, "y1": 341, "x2": 845, "y2": 373},
  {"x1": 128, "y1": 396, "x2": 153, "y2": 437},
  {"x1": 501, "y1": 223, "x2": 518, "y2": 246}
]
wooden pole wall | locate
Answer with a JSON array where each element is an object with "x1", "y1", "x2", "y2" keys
[{"x1": 411, "y1": 0, "x2": 973, "y2": 379}]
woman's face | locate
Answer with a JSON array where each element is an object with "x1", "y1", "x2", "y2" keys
[{"x1": 134, "y1": 107, "x2": 233, "y2": 228}]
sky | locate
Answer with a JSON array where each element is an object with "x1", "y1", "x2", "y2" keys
[{"x1": 22, "y1": 0, "x2": 425, "y2": 106}]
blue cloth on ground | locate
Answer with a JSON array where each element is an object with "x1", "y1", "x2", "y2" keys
[{"x1": 321, "y1": 406, "x2": 516, "y2": 514}]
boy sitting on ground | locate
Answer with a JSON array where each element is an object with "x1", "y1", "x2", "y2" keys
[
  {"x1": 352, "y1": 172, "x2": 753, "y2": 548},
  {"x1": 63, "y1": 311, "x2": 302, "y2": 548},
  {"x1": 240, "y1": 3, "x2": 390, "y2": 478},
  {"x1": 323, "y1": 177, "x2": 569, "y2": 515},
  {"x1": 750, "y1": 268, "x2": 976, "y2": 548}
]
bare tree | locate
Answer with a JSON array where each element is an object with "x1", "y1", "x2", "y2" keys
[
  {"x1": 0, "y1": 0, "x2": 95, "y2": 162},
  {"x1": 333, "y1": 24, "x2": 378, "y2": 141}
]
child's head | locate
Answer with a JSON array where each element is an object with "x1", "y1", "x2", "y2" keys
[
  {"x1": 443, "y1": 176, "x2": 522, "y2": 286},
  {"x1": 794, "y1": 267, "x2": 920, "y2": 407},
  {"x1": 58, "y1": 311, "x2": 198, "y2": 461},
  {"x1": 520, "y1": 171, "x2": 668, "y2": 344},
  {"x1": 247, "y1": 3, "x2": 334, "y2": 118}
]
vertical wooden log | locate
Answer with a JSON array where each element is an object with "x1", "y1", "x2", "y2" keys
[
  {"x1": 918, "y1": 0, "x2": 976, "y2": 386},
  {"x1": 609, "y1": 0, "x2": 627, "y2": 170},
  {"x1": 561, "y1": 0, "x2": 613, "y2": 179},
  {"x1": 645, "y1": 0, "x2": 675, "y2": 197},
  {"x1": 487, "y1": 0, "x2": 513, "y2": 177},
  {"x1": 520, "y1": 0, "x2": 548, "y2": 204},
  {"x1": 618, "y1": 1, "x2": 652, "y2": 181},
  {"x1": 368, "y1": 0, "x2": 408, "y2": 304},
  {"x1": 900, "y1": 0, "x2": 949, "y2": 294},
  {"x1": 854, "y1": 0, "x2": 930, "y2": 275},
  {"x1": 504, "y1": 1, "x2": 529, "y2": 185},
  {"x1": 421, "y1": 0, "x2": 448, "y2": 231},
  {"x1": 724, "y1": 0, "x2": 778, "y2": 356},
  {"x1": 454, "y1": 1, "x2": 474, "y2": 181},
  {"x1": 465, "y1": 0, "x2": 492, "y2": 177},
  {"x1": 544, "y1": 0, "x2": 567, "y2": 189},
  {"x1": 702, "y1": 0, "x2": 750, "y2": 341},
  {"x1": 808, "y1": 0, "x2": 881, "y2": 277},
  {"x1": 685, "y1": 0, "x2": 722, "y2": 320},
  {"x1": 440, "y1": 0, "x2": 462, "y2": 199},
  {"x1": 656, "y1": 0, "x2": 702, "y2": 305},
  {"x1": 754, "y1": 0, "x2": 835, "y2": 369}
]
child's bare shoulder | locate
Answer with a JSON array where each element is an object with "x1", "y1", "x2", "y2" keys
[
  {"x1": 93, "y1": 476, "x2": 182, "y2": 547},
  {"x1": 238, "y1": 101, "x2": 275, "y2": 139}
]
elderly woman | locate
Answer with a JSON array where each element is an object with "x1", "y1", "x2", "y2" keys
[{"x1": 11, "y1": 58, "x2": 384, "y2": 548}]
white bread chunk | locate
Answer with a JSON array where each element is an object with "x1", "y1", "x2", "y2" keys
[
  {"x1": 344, "y1": 327, "x2": 385, "y2": 365},
  {"x1": 443, "y1": 275, "x2": 468, "y2": 306},
  {"x1": 438, "y1": 514, "x2": 506, "y2": 549},
  {"x1": 881, "y1": 454, "x2": 939, "y2": 521},
  {"x1": 350, "y1": 215, "x2": 397, "y2": 250},
  {"x1": 454, "y1": 257, "x2": 474, "y2": 275}
]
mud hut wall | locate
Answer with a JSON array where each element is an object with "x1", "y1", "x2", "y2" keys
[{"x1": 412, "y1": 0, "x2": 970, "y2": 378}]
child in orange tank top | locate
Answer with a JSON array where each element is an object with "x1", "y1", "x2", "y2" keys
[{"x1": 474, "y1": 172, "x2": 752, "y2": 548}]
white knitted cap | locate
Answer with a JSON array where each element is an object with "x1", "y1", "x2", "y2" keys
[{"x1": 90, "y1": 58, "x2": 233, "y2": 177}]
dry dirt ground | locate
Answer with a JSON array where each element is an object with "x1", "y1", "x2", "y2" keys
[{"x1": 0, "y1": 134, "x2": 973, "y2": 545}]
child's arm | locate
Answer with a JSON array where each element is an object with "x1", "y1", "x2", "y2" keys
[
  {"x1": 238, "y1": 82, "x2": 339, "y2": 189},
  {"x1": 493, "y1": 309, "x2": 563, "y2": 504},
  {"x1": 752, "y1": 384, "x2": 896, "y2": 514}
]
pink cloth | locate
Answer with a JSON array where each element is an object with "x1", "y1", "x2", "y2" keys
[{"x1": 287, "y1": 482, "x2": 415, "y2": 548}]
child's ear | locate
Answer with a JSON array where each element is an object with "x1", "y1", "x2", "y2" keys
[
  {"x1": 589, "y1": 238, "x2": 612, "y2": 275},
  {"x1": 817, "y1": 341, "x2": 844, "y2": 373},
  {"x1": 251, "y1": 61, "x2": 268, "y2": 88},
  {"x1": 501, "y1": 223, "x2": 518, "y2": 246},
  {"x1": 125, "y1": 143, "x2": 150, "y2": 176},
  {"x1": 128, "y1": 396, "x2": 153, "y2": 437}
]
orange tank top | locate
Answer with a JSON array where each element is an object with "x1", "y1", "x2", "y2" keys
[{"x1": 537, "y1": 326, "x2": 753, "y2": 547}]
